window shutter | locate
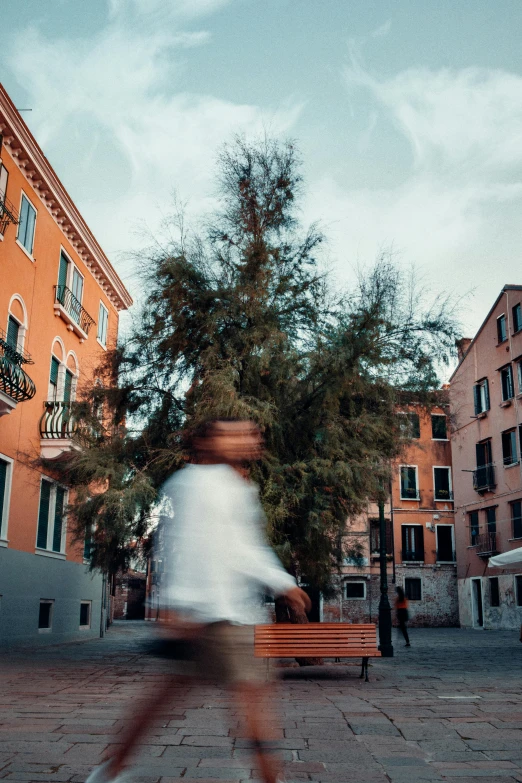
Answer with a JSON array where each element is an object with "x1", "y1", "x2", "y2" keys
[
  {"x1": 37, "y1": 480, "x2": 52, "y2": 549},
  {"x1": 508, "y1": 367, "x2": 514, "y2": 399},
  {"x1": 401, "y1": 526, "x2": 408, "y2": 553},
  {"x1": 17, "y1": 196, "x2": 28, "y2": 242},
  {"x1": 0, "y1": 165, "x2": 8, "y2": 203},
  {"x1": 52, "y1": 487, "x2": 65, "y2": 552},
  {"x1": 473, "y1": 384, "x2": 480, "y2": 415},
  {"x1": 415, "y1": 525, "x2": 424, "y2": 556},
  {"x1": 6, "y1": 316, "x2": 20, "y2": 351},
  {"x1": 50, "y1": 356, "x2": 60, "y2": 386},
  {"x1": 0, "y1": 459, "x2": 7, "y2": 529},
  {"x1": 25, "y1": 202, "x2": 36, "y2": 253},
  {"x1": 63, "y1": 370, "x2": 73, "y2": 403},
  {"x1": 58, "y1": 253, "x2": 68, "y2": 289}
]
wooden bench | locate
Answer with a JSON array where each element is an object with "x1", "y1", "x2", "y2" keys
[{"x1": 254, "y1": 623, "x2": 381, "y2": 681}]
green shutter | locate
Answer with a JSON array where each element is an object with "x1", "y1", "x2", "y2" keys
[
  {"x1": 17, "y1": 196, "x2": 28, "y2": 242},
  {"x1": 63, "y1": 370, "x2": 73, "y2": 403},
  {"x1": 0, "y1": 459, "x2": 7, "y2": 533},
  {"x1": 484, "y1": 379, "x2": 490, "y2": 410},
  {"x1": 37, "y1": 479, "x2": 52, "y2": 549},
  {"x1": 50, "y1": 356, "x2": 60, "y2": 386},
  {"x1": 58, "y1": 253, "x2": 69, "y2": 289},
  {"x1": 84, "y1": 527, "x2": 93, "y2": 560},
  {"x1": 473, "y1": 384, "x2": 480, "y2": 415},
  {"x1": 6, "y1": 316, "x2": 19, "y2": 351},
  {"x1": 52, "y1": 487, "x2": 65, "y2": 552}
]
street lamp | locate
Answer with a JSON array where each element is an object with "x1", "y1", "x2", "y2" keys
[{"x1": 378, "y1": 498, "x2": 394, "y2": 657}]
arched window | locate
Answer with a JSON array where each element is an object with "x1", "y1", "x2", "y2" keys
[{"x1": 6, "y1": 294, "x2": 28, "y2": 354}]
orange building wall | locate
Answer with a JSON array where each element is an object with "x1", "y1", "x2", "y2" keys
[{"x1": 0, "y1": 143, "x2": 120, "y2": 561}]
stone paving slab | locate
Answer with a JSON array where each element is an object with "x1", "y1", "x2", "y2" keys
[{"x1": 1, "y1": 624, "x2": 522, "y2": 782}]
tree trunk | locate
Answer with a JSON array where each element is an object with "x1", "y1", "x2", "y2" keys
[{"x1": 275, "y1": 597, "x2": 323, "y2": 666}]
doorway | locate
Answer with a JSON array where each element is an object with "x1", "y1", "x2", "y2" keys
[{"x1": 472, "y1": 578, "x2": 483, "y2": 627}]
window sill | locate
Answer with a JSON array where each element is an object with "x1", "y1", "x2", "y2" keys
[
  {"x1": 402, "y1": 561, "x2": 425, "y2": 565},
  {"x1": 508, "y1": 537, "x2": 522, "y2": 542},
  {"x1": 476, "y1": 411, "x2": 488, "y2": 419},
  {"x1": 79, "y1": 625, "x2": 92, "y2": 631},
  {"x1": 0, "y1": 538, "x2": 8, "y2": 548},
  {"x1": 497, "y1": 339, "x2": 508, "y2": 346},
  {"x1": 400, "y1": 497, "x2": 421, "y2": 502},
  {"x1": 516, "y1": 393, "x2": 522, "y2": 400},
  {"x1": 96, "y1": 338, "x2": 107, "y2": 351},
  {"x1": 432, "y1": 438, "x2": 449, "y2": 442},
  {"x1": 15, "y1": 238, "x2": 35, "y2": 262},
  {"x1": 499, "y1": 400, "x2": 513, "y2": 408},
  {"x1": 38, "y1": 627, "x2": 52, "y2": 633},
  {"x1": 35, "y1": 548, "x2": 66, "y2": 560},
  {"x1": 504, "y1": 461, "x2": 519, "y2": 469}
]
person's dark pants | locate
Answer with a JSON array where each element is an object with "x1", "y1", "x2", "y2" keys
[{"x1": 397, "y1": 609, "x2": 410, "y2": 645}]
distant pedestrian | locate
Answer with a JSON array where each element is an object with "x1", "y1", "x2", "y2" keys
[{"x1": 395, "y1": 586, "x2": 410, "y2": 647}]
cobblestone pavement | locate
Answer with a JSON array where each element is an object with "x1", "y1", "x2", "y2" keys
[{"x1": 1, "y1": 622, "x2": 522, "y2": 783}]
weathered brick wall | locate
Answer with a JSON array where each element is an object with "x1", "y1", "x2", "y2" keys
[{"x1": 323, "y1": 565, "x2": 459, "y2": 627}]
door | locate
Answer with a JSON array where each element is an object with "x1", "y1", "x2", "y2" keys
[
  {"x1": 436, "y1": 525, "x2": 454, "y2": 562},
  {"x1": 472, "y1": 579, "x2": 483, "y2": 627}
]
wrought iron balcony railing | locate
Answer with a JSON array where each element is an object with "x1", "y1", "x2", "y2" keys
[
  {"x1": 54, "y1": 285, "x2": 95, "y2": 335},
  {"x1": 401, "y1": 550, "x2": 425, "y2": 562},
  {"x1": 474, "y1": 531, "x2": 500, "y2": 557},
  {"x1": 473, "y1": 464, "x2": 496, "y2": 493},
  {"x1": 0, "y1": 328, "x2": 36, "y2": 404},
  {"x1": 39, "y1": 400, "x2": 78, "y2": 440},
  {"x1": 0, "y1": 192, "x2": 19, "y2": 235},
  {"x1": 400, "y1": 487, "x2": 420, "y2": 500}
]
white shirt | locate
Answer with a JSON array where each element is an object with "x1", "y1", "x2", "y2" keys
[{"x1": 161, "y1": 463, "x2": 296, "y2": 625}]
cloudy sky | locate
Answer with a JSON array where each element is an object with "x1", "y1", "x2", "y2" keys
[{"x1": 3, "y1": 0, "x2": 522, "y2": 337}]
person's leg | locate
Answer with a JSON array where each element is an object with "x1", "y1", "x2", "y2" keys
[
  {"x1": 398, "y1": 617, "x2": 409, "y2": 645},
  {"x1": 106, "y1": 672, "x2": 185, "y2": 776},
  {"x1": 233, "y1": 682, "x2": 282, "y2": 783}
]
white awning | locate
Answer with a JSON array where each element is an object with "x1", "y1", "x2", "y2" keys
[{"x1": 489, "y1": 547, "x2": 522, "y2": 567}]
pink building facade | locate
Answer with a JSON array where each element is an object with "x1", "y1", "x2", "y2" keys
[{"x1": 450, "y1": 285, "x2": 522, "y2": 629}]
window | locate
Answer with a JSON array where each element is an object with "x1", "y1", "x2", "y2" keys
[
  {"x1": 6, "y1": 315, "x2": 20, "y2": 352},
  {"x1": 0, "y1": 455, "x2": 13, "y2": 540},
  {"x1": 501, "y1": 365, "x2": 514, "y2": 401},
  {"x1": 512, "y1": 501, "x2": 522, "y2": 539},
  {"x1": 400, "y1": 466, "x2": 419, "y2": 500},
  {"x1": 38, "y1": 600, "x2": 54, "y2": 631},
  {"x1": 401, "y1": 525, "x2": 424, "y2": 562},
  {"x1": 474, "y1": 440, "x2": 494, "y2": 492},
  {"x1": 80, "y1": 601, "x2": 92, "y2": 629},
  {"x1": 469, "y1": 511, "x2": 479, "y2": 546},
  {"x1": 434, "y1": 467, "x2": 452, "y2": 501},
  {"x1": 36, "y1": 478, "x2": 66, "y2": 553},
  {"x1": 17, "y1": 194, "x2": 36, "y2": 255},
  {"x1": 0, "y1": 163, "x2": 8, "y2": 219},
  {"x1": 49, "y1": 356, "x2": 60, "y2": 401},
  {"x1": 436, "y1": 525, "x2": 455, "y2": 562},
  {"x1": 502, "y1": 429, "x2": 518, "y2": 466},
  {"x1": 404, "y1": 578, "x2": 422, "y2": 601},
  {"x1": 70, "y1": 267, "x2": 84, "y2": 324},
  {"x1": 84, "y1": 527, "x2": 93, "y2": 561},
  {"x1": 345, "y1": 581, "x2": 366, "y2": 599},
  {"x1": 473, "y1": 379, "x2": 490, "y2": 414},
  {"x1": 516, "y1": 575, "x2": 522, "y2": 607},
  {"x1": 489, "y1": 577, "x2": 500, "y2": 607},
  {"x1": 497, "y1": 314, "x2": 507, "y2": 343},
  {"x1": 370, "y1": 518, "x2": 393, "y2": 554},
  {"x1": 431, "y1": 414, "x2": 447, "y2": 440},
  {"x1": 513, "y1": 303, "x2": 522, "y2": 334},
  {"x1": 518, "y1": 361, "x2": 522, "y2": 394},
  {"x1": 485, "y1": 506, "x2": 496, "y2": 534},
  {"x1": 97, "y1": 302, "x2": 109, "y2": 347},
  {"x1": 398, "y1": 412, "x2": 420, "y2": 439}
]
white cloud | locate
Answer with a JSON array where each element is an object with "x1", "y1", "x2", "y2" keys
[
  {"x1": 311, "y1": 55, "x2": 522, "y2": 334},
  {"x1": 7, "y1": 14, "x2": 302, "y2": 285}
]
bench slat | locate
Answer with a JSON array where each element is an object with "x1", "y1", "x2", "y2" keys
[{"x1": 254, "y1": 623, "x2": 380, "y2": 660}]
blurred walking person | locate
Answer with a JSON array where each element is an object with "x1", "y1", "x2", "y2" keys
[
  {"x1": 86, "y1": 419, "x2": 310, "y2": 783},
  {"x1": 395, "y1": 586, "x2": 410, "y2": 647}
]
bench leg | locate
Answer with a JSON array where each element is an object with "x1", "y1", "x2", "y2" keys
[
  {"x1": 265, "y1": 657, "x2": 270, "y2": 683},
  {"x1": 360, "y1": 657, "x2": 369, "y2": 682}
]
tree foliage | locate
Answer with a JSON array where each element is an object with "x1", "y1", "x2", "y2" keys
[{"x1": 54, "y1": 135, "x2": 460, "y2": 589}]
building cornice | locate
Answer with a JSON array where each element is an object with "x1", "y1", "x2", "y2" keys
[{"x1": 0, "y1": 83, "x2": 132, "y2": 312}]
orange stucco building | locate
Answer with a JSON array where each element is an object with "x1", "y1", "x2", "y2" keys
[
  {"x1": 0, "y1": 84, "x2": 132, "y2": 646},
  {"x1": 323, "y1": 402, "x2": 459, "y2": 629}
]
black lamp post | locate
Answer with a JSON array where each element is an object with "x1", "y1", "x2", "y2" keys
[{"x1": 378, "y1": 498, "x2": 394, "y2": 657}]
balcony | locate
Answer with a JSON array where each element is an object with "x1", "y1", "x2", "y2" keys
[
  {"x1": 473, "y1": 464, "x2": 496, "y2": 493},
  {"x1": 39, "y1": 400, "x2": 80, "y2": 460},
  {"x1": 474, "y1": 531, "x2": 500, "y2": 557},
  {"x1": 0, "y1": 192, "x2": 19, "y2": 236},
  {"x1": 54, "y1": 285, "x2": 95, "y2": 342},
  {"x1": 401, "y1": 550, "x2": 424, "y2": 563},
  {"x1": 0, "y1": 328, "x2": 36, "y2": 416}
]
